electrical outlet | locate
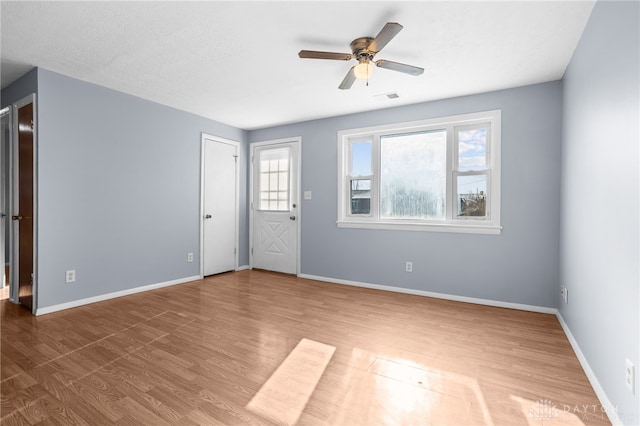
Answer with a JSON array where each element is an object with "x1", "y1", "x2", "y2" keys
[
  {"x1": 304, "y1": 191, "x2": 312, "y2": 200},
  {"x1": 405, "y1": 261, "x2": 413, "y2": 273},
  {"x1": 625, "y1": 359, "x2": 635, "y2": 394},
  {"x1": 187, "y1": 253, "x2": 194, "y2": 263},
  {"x1": 65, "y1": 270, "x2": 76, "y2": 283},
  {"x1": 560, "y1": 286, "x2": 568, "y2": 304}
]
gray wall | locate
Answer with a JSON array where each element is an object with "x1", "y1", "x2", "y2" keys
[
  {"x1": 560, "y1": 1, "x2": 639, "y2": 423},
  {"x1": 1, "y1": 67, "x2": 38, "y2": 108},
  {"x1": 33, "y1": 69, "x2": 247, "y2": 309},
  {"x1": 249, "y1": 81, "x2": 563, "y2": 308}
]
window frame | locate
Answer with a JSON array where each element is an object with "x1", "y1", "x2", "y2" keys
[{"x1": 337, "y1": 110, "x2": 502, "y2": 235}]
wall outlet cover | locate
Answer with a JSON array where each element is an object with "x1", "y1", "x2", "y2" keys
[{"x1": 626, "y1": 359, "x2": 635, "y2": 394}]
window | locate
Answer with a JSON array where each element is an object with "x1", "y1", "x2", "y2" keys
[
  {"x1": 337, "y1": 110, "x2": 501, "y2": 234},
  {"x1": 258, "y1": 147, "x2": 290, "y2": 211}
]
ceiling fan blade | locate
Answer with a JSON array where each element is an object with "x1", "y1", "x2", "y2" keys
[
  {"x1": 367, "y1": 22, "x2": 403, "y2": 53},
  {"x1": 339, "y1": 66, "x2": 357, "y2": 90},
  {"x1": 298, "y1": 50, "x2": 352, "y2": 60},
  {"x1": 375, "y1": 59, "x2": 424, "y2": 76}
]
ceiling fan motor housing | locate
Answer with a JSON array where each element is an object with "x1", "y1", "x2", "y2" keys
[{"x1": 350, "y1": 37, "x2": 376, "y2": 63}]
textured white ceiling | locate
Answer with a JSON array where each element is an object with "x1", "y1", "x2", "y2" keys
[{"x1": 1, "y1": 1, "x2": 594, "y2": 130}]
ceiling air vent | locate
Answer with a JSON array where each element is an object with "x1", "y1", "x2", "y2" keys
[{"x1": 373, "y1": 92, "x2": 400, "y2": 101}]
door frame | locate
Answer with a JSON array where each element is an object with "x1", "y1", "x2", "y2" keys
[
  {"x1": 249, "y1": 137, "x2": 301, "y2": 275},
  {"x1": 199, "y1": 133, "x2": 240, "y2": 278},
  {"x1": 0, "y1": 106, "x2": 10, "y2": 293},
  {"x1": 11, "y1": 94, "x2": 38, "y2": 312}
]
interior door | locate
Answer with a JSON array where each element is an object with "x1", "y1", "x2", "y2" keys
[
  {"x1": 252, "y1": 141, "x2": 299, "y2": 274},
  {"x1": 202, "y1": 136, "x2": 237, "y2": 276},
  {"x1": 15, "y1": 101, "x2": 34, "y2": 310}
]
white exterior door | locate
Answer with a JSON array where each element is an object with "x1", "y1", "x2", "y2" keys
[
  {"x1": 202, "y1": 135, "x2": 238, "y2": 276},
  {"x1": 252, "y1": 140, "x2": 299, "y2": 274}
]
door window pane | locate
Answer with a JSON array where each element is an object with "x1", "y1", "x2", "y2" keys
[
  {"x1": 380, "y1": 131, "x2": 446, "y2": 219},
  {"x1": 258, "y1": 147, "x2": 290, "y2": 211},
  {"x1": 457, "y1": 175, "x2": 487, "y2": 217},
  {"x1": 457, "y1": 128, "x2": 487, "y2": 172}
]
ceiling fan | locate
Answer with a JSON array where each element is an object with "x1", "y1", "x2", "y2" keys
[{"x1": 298, "y1": 22, "x2": 424, "y2": 90}]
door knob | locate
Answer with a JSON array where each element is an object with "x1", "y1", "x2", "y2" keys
[
  {"x1": 289, "y1": 216, "x2": 296, "y2": 221},
  {"x1": 205, "y1": 214, "x2": 212, "y2": 219},
  {"x1": 11, "y1": 215, "x2": 23, "y2": 221}
]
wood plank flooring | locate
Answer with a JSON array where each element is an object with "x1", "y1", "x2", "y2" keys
[{"x1": 1, "y1": 270, "x2": 609, "y2": 425}]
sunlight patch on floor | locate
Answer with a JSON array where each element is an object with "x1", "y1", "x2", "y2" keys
[
  {"x1": 246, "y1": 338, "x2": 336, "y2": 425},
  {"x1": 327, "y1": 352, "x2": 496, "y2": 425}
]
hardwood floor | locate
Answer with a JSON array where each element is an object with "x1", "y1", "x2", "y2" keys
[{"x1": 1, "y1": 270, "x2": 609, "y2": 425}]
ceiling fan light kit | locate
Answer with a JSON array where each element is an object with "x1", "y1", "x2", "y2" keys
[
  {"x1": 354, "y1": 61, "x2": 374, "y2": 80},
  {"x1": 298, "y1": 22, "x2": 424, "y2": 90}
]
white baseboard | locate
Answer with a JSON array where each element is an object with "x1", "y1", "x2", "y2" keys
[
  {"x1": 297, "y1": 273, "x2": 556, "y2": 314},
  {"x1": 35, "y1": 275, "x2": 201, "y2": 316},
  {"x1": 236, "y1": 265, "x2": 250, "y2": 271},
  {"x1": 555, "y1": 312, "x2": 622, "y2": 425}
]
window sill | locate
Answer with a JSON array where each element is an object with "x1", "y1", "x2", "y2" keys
[{"x1": 336, "y1": 220, "x2": 502, "y2": 235}]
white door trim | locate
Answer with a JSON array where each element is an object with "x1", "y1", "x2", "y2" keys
[
  {"x1": 199, "y1": 133, "x2": 240, "y2": 278},
  {"x1": 0, "y1": 106, "x2": 10, "y2": 292},
  {"x1": 249, "y1": 137, "x2": 302, "y2": 275}
]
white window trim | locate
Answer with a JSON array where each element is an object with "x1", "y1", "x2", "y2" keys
[{"x1": 337, "y1": 110, "x2": 502, "y2": 235}]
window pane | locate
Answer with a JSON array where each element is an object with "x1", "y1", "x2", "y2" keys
[
  {"x1": 380, "y1": 131, "x2": 446, "y2": 219},
  {"x1": 351, "y1": 141, "x2": 372, "y2": 177},
  {"x1": 350, "y1": 179, "x2": 371, "y2": 215},
  {"x1": 278, "y1": 172, "x2": 288, "y2": 191},
  {"x1": 260, "y1": 174, "x2": 269, "y2": 191},
  {"x1": 457, "y1": 175, "x2": 487, "y2": 217},
  {"x1": 458, "y1": 128, "x2": 487, "y2": 172},
  {"x1": 258, "y1": 147, "x2": 290, "y2": 211}
]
